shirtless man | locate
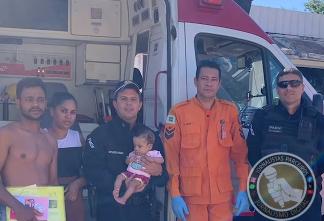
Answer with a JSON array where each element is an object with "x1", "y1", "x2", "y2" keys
[{"x1": 0, "y1": 77, "x2": 58, "y2": 221}]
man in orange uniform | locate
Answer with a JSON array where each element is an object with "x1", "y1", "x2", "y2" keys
[{"x1": 164, "y1": 60, "x2": 249, "y2": 221}]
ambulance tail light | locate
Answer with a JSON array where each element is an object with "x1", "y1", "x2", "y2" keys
[{"x1": 198, "y1": 0, "x2": 224, "y2": 9}]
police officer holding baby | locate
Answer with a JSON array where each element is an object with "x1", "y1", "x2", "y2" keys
[
  {"x1": 247, "y1": 68, "x2": 324, "y2": 221},
  {"x1": 83, "y1": 80, "x2": 169, "y2": 221}
]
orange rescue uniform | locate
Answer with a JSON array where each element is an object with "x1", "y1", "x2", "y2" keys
[{"x1": 164, "y1": 97, "x2": 249, "y2": 221}]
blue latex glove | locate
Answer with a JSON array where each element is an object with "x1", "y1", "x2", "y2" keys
[
  {"x1": 172, "y1": 196, "x2": 189, "y2": 221},
  {"x1": 235, "y1": 191, "x2": 248, "y2": 216}
]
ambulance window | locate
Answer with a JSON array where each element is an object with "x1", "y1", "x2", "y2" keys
[
  {"x1": 269, "y1": 56, "x2": 283, "y2": 104},
  {"x1": 195, "y1": 34, "x2": 267, "y2": 111},
  {"x1": 0, "y1": 0, "x2": 68, "y2": 31}
]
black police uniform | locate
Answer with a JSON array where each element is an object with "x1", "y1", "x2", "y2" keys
[
  {"x1": 247, "y1": 100, "x2": 324, "y2": 221},
  {"x1": 83, "y1": 115, "x2": 169, "y2": 221}
]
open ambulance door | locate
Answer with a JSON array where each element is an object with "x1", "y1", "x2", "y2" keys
[{"x1": 126, "y1": 0, "x2": 172, "y2": 220}]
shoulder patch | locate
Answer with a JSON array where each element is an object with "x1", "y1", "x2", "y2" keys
[
  {"x1": 164, "y1": 127, "x2": 175, "y2": 140},
  {"x1": 166, "y1": 115, "x2": 176, "y2": 124},
  {"x1": 87, "y1": 137, "x2": 95, "y2": 149}
]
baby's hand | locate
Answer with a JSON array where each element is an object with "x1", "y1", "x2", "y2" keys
[
  {"x1": 126, "y1": 156, "x2": 136, "y2": 164},
  {"x1": 129, "y1": 156, "x2": 136, "y2": 162}
]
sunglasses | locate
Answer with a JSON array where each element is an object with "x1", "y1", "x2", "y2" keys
[{"x1": 277, "y1": 80, "x2": 302, "y2": 88}]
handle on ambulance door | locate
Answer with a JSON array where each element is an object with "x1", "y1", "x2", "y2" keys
[
  {"x1": 154, "y1": 71, "x2": 167, "y2": 130},
  {"x1": 93, "y1": 87, "x2": 108, "y2": 123}
]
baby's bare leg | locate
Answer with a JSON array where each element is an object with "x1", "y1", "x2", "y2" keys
[
  {"x1": 113, "y1": 174, "x2": 127, "y2": 198},
  {"x1": 115, "y1": 179, "x2": 142, "y2": 205}
]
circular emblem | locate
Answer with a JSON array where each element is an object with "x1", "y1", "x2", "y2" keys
[{"x1": 247, "y1": 153, "x2": 316, "y2": 220}]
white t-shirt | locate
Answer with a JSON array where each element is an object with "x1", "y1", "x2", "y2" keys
[{"x1": 126, "y1": 150, "x2": 163, "y2": 178}]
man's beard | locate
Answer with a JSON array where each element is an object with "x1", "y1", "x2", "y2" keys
[{"x1": 21, "y1": 109, "x2": 44, "y2": 121}]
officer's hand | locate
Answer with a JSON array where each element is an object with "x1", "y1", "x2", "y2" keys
[
  {"x1": 134, "y1": 183, "x2": 146, "y2": 193},
  {"x1": 139, "y1": 156, "x2": 162, "y2": 176},
  {"x1": 172, "y1": 196, "x2": 189, "y2": 221},
  {"x1": 235, "y1": 191, "x2": 248, "y2": 216},
  {"x1": 64, "y1": 179, "x2": 80, "y2": 201},
  {"x1": 124, "y1": 174, "x2": 145, "y2": 192}
]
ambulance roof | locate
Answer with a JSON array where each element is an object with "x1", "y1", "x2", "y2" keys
[{"x1": 177, "y1": 0, "x2": 274, "y2": 44}]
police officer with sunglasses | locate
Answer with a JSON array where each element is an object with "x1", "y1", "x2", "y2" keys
[{"x1": 247, "y1": 68, "x2": 324, "y2": 221}]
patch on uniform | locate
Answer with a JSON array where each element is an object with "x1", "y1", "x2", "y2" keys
[
  {"x1": 239, "y1": 127, "x2": 245, "y2": 139},
  {"x1": 166, "y1": 115, "x2": 176, "y2": 124},
  {"x1": 88, "y1": 138, "x2": 95, "y2": 148},
  {"x1": 268, "y1": 125, "x2": 283, "y2": 133},
  {"x1": 164, "y1": 127, "x2": 175, "y2": 140}
]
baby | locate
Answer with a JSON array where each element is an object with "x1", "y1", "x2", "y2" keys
[{"x1": 113, "y1": 125, "x2": 164, "y2": 205}]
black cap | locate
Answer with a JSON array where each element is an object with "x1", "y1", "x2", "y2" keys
[{"x1": 113, "y1": 80, "x2": 140, "y2": 99}]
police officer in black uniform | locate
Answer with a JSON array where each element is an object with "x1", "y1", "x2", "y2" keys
[
  {"x1": 83, "y1": 80, "x2": 169, "y2": 221},
  {"x1": 247, "y1": 68, "x2": 324, "y2": 221}
]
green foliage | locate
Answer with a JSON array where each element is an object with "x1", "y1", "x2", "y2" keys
[{"x1": 305, "y1": 0, "x2": 324, "y2": 14}]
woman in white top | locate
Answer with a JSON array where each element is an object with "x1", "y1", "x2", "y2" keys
[{"x1": 45, "y1": 92, "x2": 87, "y2": 221}]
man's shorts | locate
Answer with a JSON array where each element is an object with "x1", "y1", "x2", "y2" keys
[
  {"x1": 121, "y1": 171, "x2": 150, "y2": 185},
  {"x1": 0, "y1": 203, "x2": 6, "y2": 221}
]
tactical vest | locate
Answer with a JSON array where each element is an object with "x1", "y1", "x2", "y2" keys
[{"x1": 261, "y1": 105, "x2": 319, "y2": 171}]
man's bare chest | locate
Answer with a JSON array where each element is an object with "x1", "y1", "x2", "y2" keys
[{"x1": 9, "y1": 134, "x2": 54, "y2": 164}]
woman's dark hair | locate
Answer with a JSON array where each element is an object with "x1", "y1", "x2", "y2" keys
[{"x1": 50, "y1": 92, "x2": 77, "y2": 108}]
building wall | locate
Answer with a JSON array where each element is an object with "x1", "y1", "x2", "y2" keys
[{"x1": 250, "y1": 5, "x2": 324, "y2": 39}]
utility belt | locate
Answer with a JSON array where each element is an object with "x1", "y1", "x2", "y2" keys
[
  {"x1": 262, "y1": 148, "x2": 317, "y2": 166},
  {"x1": 96, "y1": 193, "x2": 152, "y2": 206},
  {"x1": 87, "y1": 184, "x2": 152, "y2": 219},
  {"x1": 125, "y1": 194, "x2": 152, "y2": 206},
  {"x1": 261, "y1": 145, "x2": 319, "y2": 176}
]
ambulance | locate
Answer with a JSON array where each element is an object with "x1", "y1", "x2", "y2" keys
[{"x1": 0, "y1": 0, "x2": 322, "y2": 220}]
